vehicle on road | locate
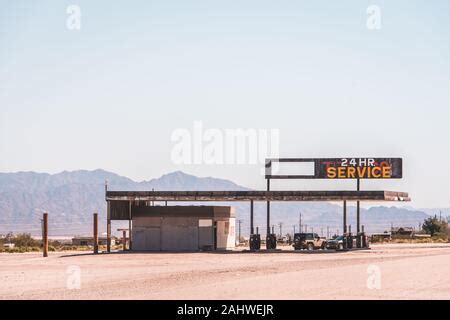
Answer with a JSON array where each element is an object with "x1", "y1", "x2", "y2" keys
[{"x1": 293, "y1": 233, "x2": 327, "y2": 251}]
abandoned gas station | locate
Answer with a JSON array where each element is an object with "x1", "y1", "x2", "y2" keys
[{"x1": 105, "y1": 158, "x2": 409, "y2": 252}]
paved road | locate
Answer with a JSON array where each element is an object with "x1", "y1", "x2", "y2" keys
[{"x1": 1, "y1": 243, "x2": 449, "y2": 299}]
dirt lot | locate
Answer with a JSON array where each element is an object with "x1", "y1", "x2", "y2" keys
[{"x1": 1, "y1": 243, "x2": 450, "y2": 300}]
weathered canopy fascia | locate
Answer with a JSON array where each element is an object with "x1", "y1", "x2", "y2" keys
[{"x1": 105, "y1": 190, "x2": 410, "y2": 202}]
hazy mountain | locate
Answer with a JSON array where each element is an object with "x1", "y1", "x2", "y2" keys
[
  {"x1": 0, "y1": 170, "x2": 431, "y2": 236},
  {"x1": 416, "y1": 208, "x2": 450, "y2": 218}
]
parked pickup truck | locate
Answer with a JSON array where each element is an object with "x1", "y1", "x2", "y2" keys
[{"x1": 293, "y1": 233, "x2": 327, "y2": 251}]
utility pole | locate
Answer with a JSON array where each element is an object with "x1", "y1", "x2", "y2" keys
[
  {"x1": 278, "y1": 222, "x2": 283, "y2": 237},
  {"x1": 293, "y1": 225, "x2": 296, "y2": 234},
  {"x1": 321, "y1": 227, "x2": 323, "y2": 237},
  {"x1": 151, "y1": 188, "x2": 155, "y2": 206},
  {"x1": 107, "y1": 201, "x2": 111, "y2": 253},
  {"x1": 327, "y1": 226, "x2": 330, "y2": 239},
  {"x1": 305, "y1": 224, "x2": 307, "y2": 233},
  {"x1": 299, "y1": 212, "x2": 302, "y2": 235}
]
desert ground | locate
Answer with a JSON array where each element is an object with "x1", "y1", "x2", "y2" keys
[{"x1": 1, "y1": 243, "x2": 450, "y2": 300}]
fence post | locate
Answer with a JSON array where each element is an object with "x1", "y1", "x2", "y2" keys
[{"x1": 43, "y1": 213, "x2": 48, "y2": 257}]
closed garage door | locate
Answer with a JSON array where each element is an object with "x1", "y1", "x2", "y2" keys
[
  {"x1": 161, "y1": 225, "x2": 198, "y2": 251},
  {"x1": 133, "y1": 227, "x2": 161, "y2": 251},
  {"x1": 132, "y1": 216, "x2": 217, "y2": 251}
]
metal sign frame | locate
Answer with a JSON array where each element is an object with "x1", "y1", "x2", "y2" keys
[{"x1": 265, "y1": 157, "x2": 402, "y2": 179}]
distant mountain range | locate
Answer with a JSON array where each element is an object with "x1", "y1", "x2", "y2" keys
[{"x1": 0, "y1": 170, "x2": 445, "y2": 236}]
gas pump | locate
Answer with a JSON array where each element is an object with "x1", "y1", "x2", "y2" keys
[
  {"x1": 266, "y1": 234, "x2": 277, "y2": 249},
  {"x1": 250, "y1": 234, "x2": 261, "y2": 250}
]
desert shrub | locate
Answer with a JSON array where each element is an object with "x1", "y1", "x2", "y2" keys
[
  {"x1": 60, "y1": 245, "x2": 74, "y2": 251},
  {"x1": 49, "y1": 240, "x2": 63, "y2": 247},
  {"x1": 393, "y1": 239, "x2": 409, "y2": 243},
  {"x1": 6, "y1": 247, "x2": 26, "y2": 253},
  {"x1": 11, "y1": 233, "x2": 41, "y2": 247},
  {"x1": 422, "y1": 216, "x2": 448, "y2": 237},
  {"x1": 433, "y1": 232, "x2": 448, "y2": 240}
]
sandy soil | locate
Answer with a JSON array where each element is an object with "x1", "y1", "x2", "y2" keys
[{"x1": 1, "y1": 243, "x2": 450, "y2": 300}]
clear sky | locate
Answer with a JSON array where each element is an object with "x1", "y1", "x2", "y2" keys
[{"x1": 1, "y1": 1, "x2": 449, "y2": 208}]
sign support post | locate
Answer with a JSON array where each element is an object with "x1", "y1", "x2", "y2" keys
[{"x1": 357, "y1": 178, "x2": 360, "y2": 234}]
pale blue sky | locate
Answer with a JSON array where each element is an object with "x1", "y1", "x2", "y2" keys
[{"x1": 1, "y1": 1, "x2": 450, "y2": 207}]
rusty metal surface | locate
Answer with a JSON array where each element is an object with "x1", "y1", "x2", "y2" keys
[
  {"x1": 109, "y1": 200, "x2": 130, "y2": 220},
  {"x1": 106, "y1": 190, "x2": 410, "y2": 202}
]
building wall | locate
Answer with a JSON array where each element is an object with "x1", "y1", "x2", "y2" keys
[
  {"x1": 131, "y1": 206, "x2": 235, "y2": 251},
  {"x1": 216, "y1": 218, "x2": 236, "y2": 250}
]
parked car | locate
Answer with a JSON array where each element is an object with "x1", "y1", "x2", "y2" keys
[
  {"x1": 326, "y1": 235, "x2": 345, "y2": 250},
  {"x1": 293, "y1": 233, "x2": 327, "y2": 251}
]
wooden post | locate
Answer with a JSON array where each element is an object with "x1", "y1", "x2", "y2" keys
[
  {"x1": 129, "y1": 201, "x2": 132, "y2": 250},
  {"x1": 250, "y1": 200, "x2": 254, "y2": 234},
  {"x1": 43, "y1": 213, "x2": 48, "y2": 257},
  {"x1": 122, "y1": 230, "x2": 126, "y2": 251},
  {"x1": 93, "y1": 213, "x2": 98, "y2": 254},
  {"x1": 107, "y1": 201, "x2": 111, "y2": 253}
]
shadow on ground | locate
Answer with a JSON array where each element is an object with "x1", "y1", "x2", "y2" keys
[{"x1": 59, "y1": 248, "x2": 362, "y2": 258}]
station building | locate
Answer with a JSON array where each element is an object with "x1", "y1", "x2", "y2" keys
[{"x1": 109, "y1": 202, "x2": 236, "y2": 251}]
